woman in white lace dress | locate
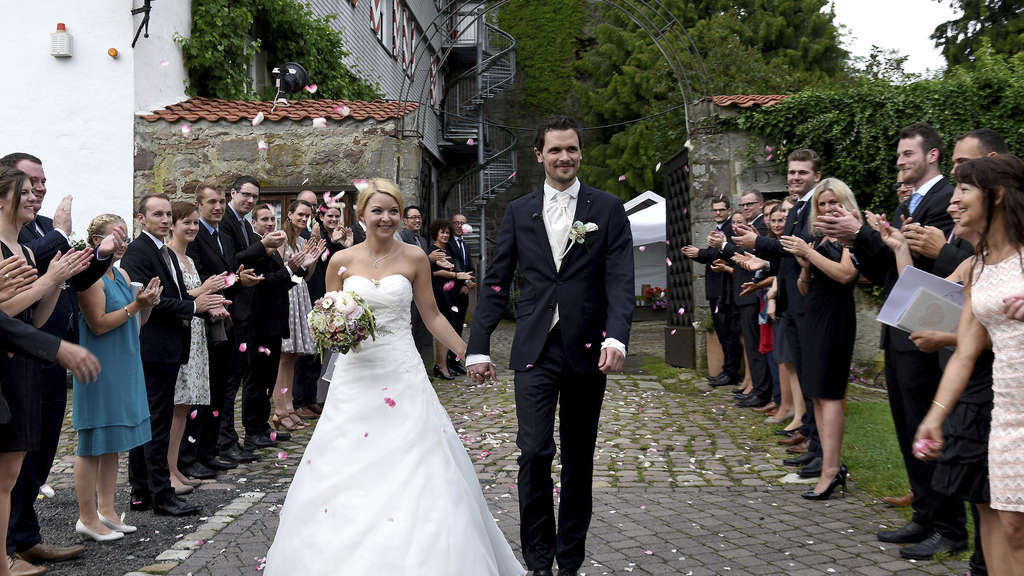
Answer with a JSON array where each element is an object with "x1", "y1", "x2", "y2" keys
[
  {"x1": 166, "y1": 202, "x2": 229, "y2": 492},
  {"x1": 273, "y1": 200, "x2": 325, "y2": 431},
  {"x1": 916, "y1": 155, "x2": 1024, "y2": 572}
]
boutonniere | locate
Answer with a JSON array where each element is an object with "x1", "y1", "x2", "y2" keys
[{"x1": 568, "y1": 221, "x2": 599, "y2": 245}]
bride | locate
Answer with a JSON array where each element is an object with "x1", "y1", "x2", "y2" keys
[{"x1": 264, "y1": 179, "x2": 525, "y2": 575}]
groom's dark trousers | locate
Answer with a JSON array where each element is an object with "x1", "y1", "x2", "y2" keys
[{"x1": 516, "y1": 328, "x2": 606, "y2": 571}]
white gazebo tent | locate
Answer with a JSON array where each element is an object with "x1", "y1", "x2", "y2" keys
[{"x1": 624, "y1": 191, "x2": 666, "y2": 297}]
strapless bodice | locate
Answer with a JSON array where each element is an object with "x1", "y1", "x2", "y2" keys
[{"x1": 342, "y1": 274, "x2": 413, "y2": 336}]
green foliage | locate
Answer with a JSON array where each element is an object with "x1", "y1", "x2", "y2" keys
[
  {"x1": 731, "y1": 45, "x2": 1024, "y2": 213},
  {"x1": 844, "y1": 401, "x2": 911, "y2": 506},
  {"x1": 932, "y1": 0, "x2": 1024, "y2": 68},
  {"x1": 496, "y1": 0, "x2": 586, "y2": 115},
  {"x1": 180, "y1": 0, "x2": 380, "y2": 101},
  {"x1": 572, "y1": 0, "x2": 851, "y2": 198}
]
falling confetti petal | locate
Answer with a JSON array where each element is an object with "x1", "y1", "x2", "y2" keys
[
  {"x1": 677, "y1": 307, "x2": 685, "y2": 315},
  {"x1": 671, "y1": 329, "x2": 677, "y2": 335},
  {"x1": 181, "y1": 124, "x2": 192, "y2": 136},
  {"x1": 525, "y1": 364, "x2": 534, "y2": 369},
  {"x1": 187, "y1": 436, "x2": 196, "y2": 443},
  {"x1": 212, "y1": 410, "x2": 219, "y2": 417},
  {"x1": 491, "y1": 285, "x2": 501, "y2": 292},
  {"x1": 766, "y1": 154, "x2": 773, "y2": 161},
  {"x1": 333, "y1": 105, "x2": 351, "y2": 117},
  {"x1": 258, "y1": 139, "x2": 268, "y2": 151},
  {"x1": 270, "y1": 431, "x2": 278, "y2": 441},
  {"x1": 644, "y1": 550, "x2": 653, "y2": 555},
  {"x1": 451, "y1": 306, "x2": 459, "y2": 312},
  {"x1": 225, "y1": 273, "x2": 237, "y2": 288},
  {"x1": 39, "y1": 485, "x2": 55, "y2": 498},
  {"x1": 585, "y1": 343, "x2": 592, "y2": 349},
  {"x1": 638, "y1": 246, "x2": 646, "y2": 252},
  {"x1": 443, "y1": 280, "x2": 455, "y2": 292},
  {"x1": 312, "y1": 117, "x2": 327, "y2": 128},
  {"x1": 280, "y1": 388, "x2": 287, "y2": 394},
  {"x1": 239, "y1": 343, "x2": 248, "y2": 353},
  {"x1": 462, "y1": 223, "x2": 473, "y2": 234},
  {"x1": 258, "y1": 346, "x2": 271, "y2": 356},
  {"x1": 602, "y1": 331, "x2": 607, "y2": 337},
  {"x1": 384, "y1": 397, "x2": 396, "y2": 407},
  {"x1": 190, "y1": 409, "x2": 198, "y2": 420},
  {"x1": 337, "y1": 265, "x2": 348, "y2": 277},
  {"x1": 304, "y1": 84, "x2": 317, "y2": 94},
  {"x1": 277, "y1": 451, "x2": 288, "y2": 460},
  {"x1": 159, "y1": 59, "x2": 169, "y2": 67},
  {"x1": 353, "y1": 179, "x2": 370, "y2": 191},
  {"x1": 618, "y1": 174, "x2": 627, "y2": 182},
  {"x1": 467, "y1": 138, "x2": 475, "y2": 145},
  {"x1": 251, "y1": 111, "x2": 265, "y2": 127},
  {"x1": 666, "y1": 257, "x2": 673, "y2": 266},
  {"x1": 655, "y1": 162, "x2": 662, "y2": 172},
  {"x1": 363, "y1": 433, "x2": 368, "y2": 438},
  {"x1": 510, "y1": 171, "x2": 517, "y2": 179}
]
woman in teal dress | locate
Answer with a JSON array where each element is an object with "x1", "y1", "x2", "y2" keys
[{"x1": 72, "y1": 214, "x2": 162, "y2": 541}]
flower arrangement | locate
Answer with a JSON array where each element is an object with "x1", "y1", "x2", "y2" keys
[
  {"x1": 307, "y1": 291, "x2": 381, "y2": 356},
  {"x1": 567, "y1": 221, "x2": 598, "y2": 246},
  {"x1": 642, "y1": 286, "x2": 668, "y2": 310}
]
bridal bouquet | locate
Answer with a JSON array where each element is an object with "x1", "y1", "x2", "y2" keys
[{"x1": 308, "y1": 291, "x2": 381, "y2": 355}]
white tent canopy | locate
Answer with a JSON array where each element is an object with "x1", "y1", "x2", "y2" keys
[{"x1": 625, "y1": 192, "x2": 667, "y2": 296}]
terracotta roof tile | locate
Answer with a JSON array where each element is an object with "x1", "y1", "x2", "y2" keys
[
  {"x1": 141, "y1": 97, "x2": 419, "y2": 123},
  {"x1": 708, "y1": 95, "x2": 791, "y2": 108}
]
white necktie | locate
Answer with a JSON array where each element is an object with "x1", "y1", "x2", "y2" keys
[{"x1": 546, "y1": 192, "x2": 572, "y2": 270}]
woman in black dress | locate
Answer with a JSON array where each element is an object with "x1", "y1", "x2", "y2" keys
[
  {"x1": 428, "y1": 219, "x2": 472, "y2": 379},
  {"x1": 781, "y1": 178, "x2": 861, "y2": 500},
  {"x1": 0, "y1": 167, "x2": 92, "y2": 572}
]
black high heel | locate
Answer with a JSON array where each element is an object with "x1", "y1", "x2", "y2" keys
[
  {"x1": 801, "y1": 464, "x2": 848, "y2": 501},
  {"x1": 433, "y1": 365, "x2": 455, "y2": 380}
]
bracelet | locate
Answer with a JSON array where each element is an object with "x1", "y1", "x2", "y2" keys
[
  {"x1": 932, "y1": 400, "x2": 947, "y2": 410},
  {"x1": 123, "y1": 305, "x2": 135, "y2": 318}
]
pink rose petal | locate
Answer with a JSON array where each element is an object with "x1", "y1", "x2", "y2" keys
[
  {"x1": 443, "y1": 280, "x2": 455, "y2": 292},
  {"x1": 239, "y1": 342, "x2": 248, "y2": 352},
  {"x1": 304, "y1": 84, "x2": 317, "y2": 94},
  {"x1": 510, "y1": 171, "x2": 517, "y2": 179},
  {"x1": 670, "y1": 329, "x2": 677, "y2": 335},
  {"x1": 666, "y1": 257, "x2": 673, "y2": 266},
  {"x1": 525, "y1": 364, "x2": 534, "y2": 369},
  {"x1": 190, "y1": 409, "x2": 198, "y2": 420},
  {"x1": 251, "y1": 111, "x2": 265, "y2": 127},
  {"x1": 277, "y1": 451, "x2": 288, "y2": 460},
  {"x1": 644, "y1": 549, "x2": 653, "y2": 555},
  {"x1": 181, "y1": 124, "x2": 192, "y2": 136},
  {"x1": 618, "y1": 174, "x2": 626, "y2": 182},
  {"x1": 280, "y1": 388, "x2": 287, "y2": 394},
  {"x1": 364, "y1": 432, "x2": 368, "y2": 438},
  {"x1": 337, "y1": 265, "x2": 348, "y2": 276},
  {"x1": 491, "y1": 285, "x2": 501, "y2": 292},
  {"x1": 212, "y1": 410, "x2": 219, "y2": 417},
  {"x1": 677, "y1": 307, "x2": 685, "y2": 315},
  {"x1": 159, "y1": 59, "x2": 169, "y2": 67},
  {"x1": 384, "y1": 397, "x2": 396, "y2": 407},
  {"x1": 602, "y1": 331, "x2": 607, "y2": 337},
  {"x1": 466, "y1": 138, "x2": 475, "y2": 145},
  {"x1": 638, "y1": 246, "x2": 646, "y2": 252},
  {"x1": 270, "y1": 431, "x2": 278, "y2": 441},
  {"x1": 353, "y1": 179, "x2": 370, "y2": 191},
  {"x1": 312, "y1": 117, "x2": 327, "y2": 128},
  {"x1": 451, "y1": 306, "x2": 459, "y2": 312},
  {"x1": 333, "y1": 105, "x2": 351, "y2": 117},
  {"x1": 225, "y1": 273, "x2": 237, "y2": 287},
  {"x1": 585, "y1": 343, "x2": 592, "y2": 349},
  {"x1": 257, "y1": 139, "x2": 268, "y2": 151}
]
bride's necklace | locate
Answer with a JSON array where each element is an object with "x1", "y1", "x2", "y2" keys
[{"x1": 369, "y1": 244, "x2": 396, "y2": 269}]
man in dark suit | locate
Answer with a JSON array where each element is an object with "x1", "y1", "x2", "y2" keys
[
  {"x1": 468, "y1": 116, "x2": 634, "y2": 576},
  {"x1": 121, "y1": 194, "x2": 226, "y2": 517},
  {"x1": 718, "y1": 190, "x2": 771, "y2": 408},
  {"x1": 682, "y1": 197, "x2": 741, "y2": 387},
  {"x1": 1, "y1": 152, "x2": 125, "y2": 568},
  {"x1": 732, "y1": 149, "x2": 824, "y2": 476},
  {"x1": 446, "y1": 212, "x2": 475, "y2": 374},
  {"x1": 817, "y1": 123, "x2": 966, "y2": 559},
  {"x1": 242, "y1": 204, "x2": 305, "y2": 450}
]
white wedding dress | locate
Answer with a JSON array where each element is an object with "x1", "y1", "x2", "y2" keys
[{"x1": 264, "y1": 274, "x2": 525, "y2": 575}]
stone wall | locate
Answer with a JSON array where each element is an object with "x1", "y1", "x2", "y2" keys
[
  {"x1": 686, "y1": 101, "x2": 883, "y2": 374},
  {"x1": 133, "y1": 116, "x2": 423, "y2": 210}
]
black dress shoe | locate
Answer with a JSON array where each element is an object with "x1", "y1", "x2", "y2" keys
[
  {"x1": 899, "y1": 532, "x2": 967, "y2": 560},
  {"x1": 774, "y1": 428, "x2": 795, "y2": 437},
  {"x1": 737, "y1": 395, "x2": 770, "y2": 408},
  {"x1": 783, "y1": 452, "x2": 816, "y2": 467},
  {"x1": 449, "y1": 362, "x2": 467, "y2": 376},
  {"x1": 129, "y1": 494, "x2": 152, "y2": 511},
  {"x1": 222, "y1": 444, "x2": 259, "y2": 462},
  {"x1": 529, "y1": 570, "x2": 553, "y2": 576},
  {"x1": 797, "y1": 456, "x2": 823, "y2": 478},
  {"x1": 182, "y1": 462, "x2": 219, "y2": 479},
  {"x1": 271, "y1": 429, "x2": 291, "y2": 442},
  {"x1": 244, "y1": 433, "x2": 277, "y2": 449},
  {"x1": 877, "y1": 521, "x2": 932, "y2": 544},
  {"x1": 558, "y1": 569, "x2": 578, "y2": 576},
  {"x1": 203, "y1": 457, "x2": 238, "y2": 471},
  {"x1": 709, "y1": 374, "x2": 737, "y2": 387},
  {"x1": 433, "y1": 365, "x2": 456, "y2": 380},
  {"x1": 153, "y1": 495, "x2": 201, "y2": 517}
]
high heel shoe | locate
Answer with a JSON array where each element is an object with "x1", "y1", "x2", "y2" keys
[
  {"x1": 801, "y1": 465, "x2": 848, "y2": 501},
  {"x1": 433, "y1": 365, "x2": 455, "y2": 380},
  {"x1": 272, "y1": 414, "x2": 301, "y2": 432},
  {"x1": 76, "y1": 519, "x2": 123, "y2": 542},
  {"x1": 97, "y1": 513, "x2": 137, "y2": 534},
  {"x1": 286, "y1": 412, "x2": 309, "y2": 429}
]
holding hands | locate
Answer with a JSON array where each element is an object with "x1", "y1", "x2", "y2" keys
[{"x1": 0, "y1": 255, "x2": 38, "y2": 302}]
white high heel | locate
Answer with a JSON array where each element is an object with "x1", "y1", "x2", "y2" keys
[
  {"x1": 76, "y1": 519, "x2": 124, "y2": 542},
  {"x1": 98, "y1": 512, "x2": 137, "y2": 534}
]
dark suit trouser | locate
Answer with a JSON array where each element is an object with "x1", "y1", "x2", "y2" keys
[
  {"x1": 129, "y1": 362, "x2": 179, "y2": 503},
  {"x1": 218, "y1": 340, "x2": 250, "y2": 450},
  {"x1": 515, "y1": 330, "x2": 605, "y2": 572},
  {"x1": 786, "y1": 312, "x2": 820, "y2": 456},
  {"x1": 293, "y1": 354, "x2": 320, "y2": 409},
  {"x1": 710, "y1": 298, "x2": 741, "y2": 380},
  {"x1": 739, "y1": 304, "x2": 772, "y2": 401},
  {"x1": 884, "y1": 344, "x2": 966, "y2": 539},
  {"x1": 243, "y1": 340, "x2": 279, "y2": 437},
  {"x1": 6, "y1": 365, "x2": 66, "y2": 554}
]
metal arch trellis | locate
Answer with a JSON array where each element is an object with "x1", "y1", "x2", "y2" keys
[{"x1": 393, "y1": 0, "x2": 712, "y2": 139}]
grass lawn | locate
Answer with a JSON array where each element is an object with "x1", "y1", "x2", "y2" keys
[{"x1": 844, "y1": 400, "x2": 912, "y2": 505}]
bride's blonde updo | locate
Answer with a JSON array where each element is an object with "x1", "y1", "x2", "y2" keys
[{"x1": 355, "y1": 178, "x2": 404, "y2": 218}]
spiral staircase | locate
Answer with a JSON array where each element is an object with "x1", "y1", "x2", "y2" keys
[{"x1": 442, "y1": 9, "x2": 517, "y2": 267}]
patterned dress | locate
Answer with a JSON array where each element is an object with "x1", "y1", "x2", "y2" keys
[
  {"x1": 282, "y1": 237, "x2": 316, "y2": 355},
  {"x1": 971, "y1": 252, "x2": 1024, "y2": 512},
  {"x1": 173, "y1": 254, "x2": 210, "y2": 405}
]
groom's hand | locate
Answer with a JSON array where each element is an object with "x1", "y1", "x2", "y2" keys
[
  {"x1": 468, "y1": 362, "x2": 496, "y2": 383},
  {"x1": 598, "y1": 347, "x2": 625, "y2": 374}
]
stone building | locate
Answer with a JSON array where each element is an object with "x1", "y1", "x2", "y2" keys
[{"x1": 135, "y1": 97, "x2": 422, "y2": 224}]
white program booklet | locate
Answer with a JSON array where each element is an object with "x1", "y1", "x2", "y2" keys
[{"x1": 878, "y1": 265, "x2": 965, "y2": 335}]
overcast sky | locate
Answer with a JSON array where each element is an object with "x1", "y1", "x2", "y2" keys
[{"x1": 831, "y1": 0, "x2": 963, "y2": 75}]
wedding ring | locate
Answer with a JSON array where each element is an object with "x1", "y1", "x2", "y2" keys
[{"x1": 3, "y1": 273, "x2": 8, "y2": 279}]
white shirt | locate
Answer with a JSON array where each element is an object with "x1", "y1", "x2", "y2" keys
[
  {"x1": 144, "y1": 230, "x2": 194, "y2": 312},
  {"x1": 467, "y1": 178, "x2": 626, "y2": 368},
  {"x1": 913, "y1": 173, "x2": 943, "y2": 197}
]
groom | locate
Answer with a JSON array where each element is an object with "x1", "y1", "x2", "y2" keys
[{"x1": 468, "y1": 116, "x2": 634, "y2": 576}]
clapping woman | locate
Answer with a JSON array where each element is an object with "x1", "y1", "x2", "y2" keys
[
  {"x1": 781, "y1": 178, "x2": 861, "y2": 500},
  {"x1": 0, "y1": 167, "x2": 91, "y2": 570},
  {"x1": 428, "y1": 219, "x2": 472, "y2": 379},
  {"x1": 73, "y1": 214, "x2": 161, "y2": 541}
]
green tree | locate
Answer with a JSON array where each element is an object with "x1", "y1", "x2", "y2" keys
[
  {"x1": 932, "y1": 0, "x2": 1024, "y2": 68},
  {"x1": 572, "y1": 0, "x2": 850, "y2": 198},
  {"x1": 181, "y1": 0, "x2": 380, "y2": 101}
]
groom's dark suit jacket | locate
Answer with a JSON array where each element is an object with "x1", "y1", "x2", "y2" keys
[{"x1": 468, "y1": 182, "x2": 634, "y2": 373}]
